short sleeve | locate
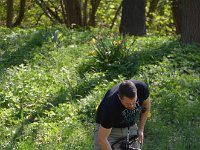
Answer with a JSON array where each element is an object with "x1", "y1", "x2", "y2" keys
[
  {"x1": 136, "y1": 82, "x2": 149, "y2": 102},
  {"x1": 100, "y1": 103, "x2": 113, "y2": 129}
]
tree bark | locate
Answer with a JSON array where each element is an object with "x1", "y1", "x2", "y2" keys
[
  {"x1": 171, "y1": 0, "x2": 181, "y2": 34},
  {"x1": 13, "y1": 0, "x2": 26, "y2": 27},
  {"x1": 63, "y1": 0, "x2": 82, "y2": 27},
  {"x1": 89, "y1": 0, "x2": 101, "y2": 27},
  {"x1": 6, "y1": 0, "x2": 14, "y2": 27},
  {"x1": 119, "y1": 0, "x2": 146, "y2": 36},
  {"x1": 83, "y1": 0, "x2": 88, "y2": 26},
  {"x1": 181, "y1": 0, "x2": 200, "y2": 43},
  {"x1": 60, "y1": 0, "x2": 68, "y2": 25},
  {"x1": 35, "y1": 0, "x2": 56, "y2": 23},
  {"x1": 39, "y1": 0, "x2": 63, "y2": 23}
]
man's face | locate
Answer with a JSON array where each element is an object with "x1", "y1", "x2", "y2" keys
[{"x1": 118, "y1": 95, "x2": 138, "y2": 110}]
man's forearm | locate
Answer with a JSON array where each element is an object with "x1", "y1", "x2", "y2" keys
[
  {"x1": 98, "y1": 126, "x2": 112, "y2": 150},
  {"x1": 138, "y1": 110, "x2": 149, "y2": 132},
  {"x1": 99, "y1": 139, "x2": 112, "y2": 150},
  {"x1": 139, "y1": 98, "x2": 151, "y2": 131}
]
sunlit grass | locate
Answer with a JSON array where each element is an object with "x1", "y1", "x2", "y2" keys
[{"x1": 0, "y1": 26, "x2": 199, "y2": 149}]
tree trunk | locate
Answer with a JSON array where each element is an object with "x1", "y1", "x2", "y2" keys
[
  {"x1": 181, "y1": 0, "x2": 200, "y2": 43},
  {"x1": 60, "y1": 0, "x2": 68, "y2": 25},
  {"x1": 83, "y1": 0, "x2": 88, "y2": 26},
  {"x1": 6, "y1": 0, "x2": 14, "y2": 27},
  {"x1": 43, "y1": 0, "x2": 63, "y2": 24},
  {"x1": 119, "y1": 0, "x2": 146, "y2": 36},
  {"x1": 171, "y1": 0, "x2": 181, "y2": 34},
  {"x1": 89, "y1": 0, "x2": 101, "y2": 27},
  {"x1": 63, "y1": 0, "x2": 82, "y2": 27},
  {"x1": 110, "y1": 2, "x2": 122, "y2": 29},
  {"x1": 13, "y1": 0, "x2": 26, "y2": 27},
  {"x1": 35, "y1": 0, "x2": 56, "y2": 23}
]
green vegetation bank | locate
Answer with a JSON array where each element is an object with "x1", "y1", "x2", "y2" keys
[{"x1": 0, "y1": 26, "x2": 199, "y2": 149}]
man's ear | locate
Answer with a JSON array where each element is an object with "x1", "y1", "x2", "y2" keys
[{"x1": 117, "y1": 94, "x2": 122, "y2": 100}]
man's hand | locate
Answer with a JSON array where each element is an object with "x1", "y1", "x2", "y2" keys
[
  {"x1": 138, "y1": 97, "x2": 151, "y2": 146},
  {"x1": 138, "y1": 129, "x2": 144, "y2": 146}
]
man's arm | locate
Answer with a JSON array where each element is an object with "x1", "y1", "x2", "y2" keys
[
  {"x1": 138, "y1": 97, "x2": 151, "y2": 145},
  {"x1": 98, "y1": 125, "x2": 112, "y2": 150}
]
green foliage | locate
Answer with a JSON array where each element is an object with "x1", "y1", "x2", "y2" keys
[
  {"x1": 146, "y1": 0, "x2": 176, "y2": 34},
  {"x1": 97, "y1": 0, "x2": 122, "y2": 29},
  {"x1": 0, "y1": 27, "x2": 200, "y2": 149}
]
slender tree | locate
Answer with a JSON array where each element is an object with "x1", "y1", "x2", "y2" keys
[
  {"x1": 146, "y1": 0, "x2": 159, "y2": 26},
  {"x1": 13, "y1": 0, "x2": 26, "y2": 27},
  {"x1": 35, "y1": 0, "x2": 62, "y2": 24},
  {"x1": 6, "y1": 0, "x2": 26, "y2": 28},
  {"x1": 110, "y1": 1, "x2": 122, "y2": 30},
  {"x1": 83, "y1": 0, "x2": 88, "y2": 26},
  {"x1": 88, "y1": 0, "x2": 101, "y2": 27},
  {"x1": 6, "y1": 0, "x2": 14, "y2": 27},
  {"x1": 34, "y1": 0, "x2": 101, "y2": 27},
  {"x1": 171, "y1": 0, "x2": 181, "y2": 34}
]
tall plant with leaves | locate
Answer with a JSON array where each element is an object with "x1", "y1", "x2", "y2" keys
[{"x1": 89, "y1": 34, "x2": 135, "y2": 76}]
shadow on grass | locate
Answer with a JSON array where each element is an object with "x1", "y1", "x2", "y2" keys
[
  {"x1": 0, "y1": 28, "x2": 52, "y2": 74},
  {"x1": 6, "y1": 75, "x2": 104, "y2": 149},
  {"x1": 79, "y1": 39, "x2": 179, "y2": 80}
]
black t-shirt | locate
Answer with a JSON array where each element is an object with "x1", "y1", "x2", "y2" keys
[{"x1": 96, "y1": 80, "x2": 149, "y2": 129}]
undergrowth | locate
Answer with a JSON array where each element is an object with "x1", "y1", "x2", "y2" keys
[{"x1": 0, "y1": 26, "x2": 199, "y2": 150}]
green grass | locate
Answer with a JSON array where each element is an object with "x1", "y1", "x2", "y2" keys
[{"x1": 0, "y1": 26, "x2": 199, "y2": 150}]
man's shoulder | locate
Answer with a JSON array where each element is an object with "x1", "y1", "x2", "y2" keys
[
  {"x1": 106, "y1": 83, "x2": 120, "y2": 96},
  {"x1": 131, "y1": 79, "x2": 149, "y2": 101},
  {"x1": 130, "y1": 79, "x2": 146, "y2": 85}
]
